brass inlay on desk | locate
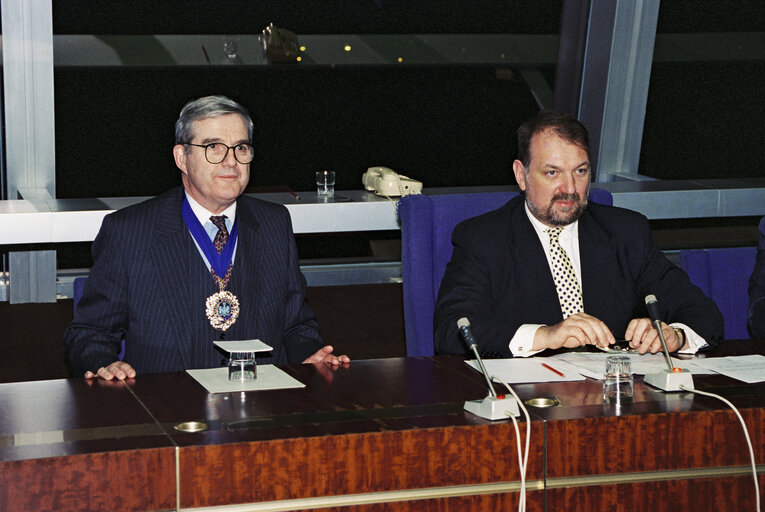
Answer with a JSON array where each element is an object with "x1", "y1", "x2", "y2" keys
[
  {"x1": 545, "y1": 464, "x2": 765, "y2": 489},
  {"x1": 181, "y1": 480, "x2": 544, "y2": 512},
  {"x1": 525, "y1": 397, "x2": 560, "y2": 408},
  {"x1": 174, "y1": 421, "x2": 209, "y2": 433}
]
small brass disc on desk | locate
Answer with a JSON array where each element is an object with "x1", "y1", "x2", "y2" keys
[
  {"x1": 524, "y1": 397, "x2": 560, "y2": 408},
  {"x1": 174, "y1": 421, "x2": 209, "y2": 432}
]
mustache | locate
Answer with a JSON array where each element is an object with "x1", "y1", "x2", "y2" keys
[{"x1": 552, "y1": 192, "x2": 581, "y2": 202}]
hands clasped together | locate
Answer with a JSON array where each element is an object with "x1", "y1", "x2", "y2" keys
[{"x1": 533, "y1": 312, "x2": 685, "y2": 354}]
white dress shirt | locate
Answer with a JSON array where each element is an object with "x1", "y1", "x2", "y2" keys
[
  {"x1": 185, "y1": 191, "x2": 238, "y2": 272},
  {"x1": 509, "y1": 202, "x2": 707, "y2": 356}
]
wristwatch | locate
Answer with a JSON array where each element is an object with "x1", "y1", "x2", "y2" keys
[{"x1": 671, "y1": 327, "x2": 686, "y2": 351}]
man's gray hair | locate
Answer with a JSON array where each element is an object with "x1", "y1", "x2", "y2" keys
[{"x1": 174, "y1": 95, "x2": 254, "y2": 144}]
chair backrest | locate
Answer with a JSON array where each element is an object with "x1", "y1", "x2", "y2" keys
[
  {"x1": 398, "y1": 188, "x2": 613, "y2": 357},
  {"x1": 677, "y1": 247, "x2": 758, "y2": 339},
  {"x1": 73, "y1": 276, "x2": 125, "y2": 360},
  {"x1": 73, "y1": 276, "x2": 86, "y2": 308}
]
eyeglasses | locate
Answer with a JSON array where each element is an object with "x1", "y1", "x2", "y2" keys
[{"x1": 184, "y1": 142, "x2": 255, "y2": 164}]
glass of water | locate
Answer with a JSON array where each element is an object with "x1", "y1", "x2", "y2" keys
[
  {"x1": 603, "y1": 355, "x2": 633, "y2": 401},
  {"x1": 316, "y1": 170, "x2": 336, "y2": 197},
  {"x1": 228, "y1": 352, "x2": 256, "y2": 381}
]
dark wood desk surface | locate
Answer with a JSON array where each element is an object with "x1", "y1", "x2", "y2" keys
[{"x1": 0, "y1": 342, "x2": 763, "y2": 511}]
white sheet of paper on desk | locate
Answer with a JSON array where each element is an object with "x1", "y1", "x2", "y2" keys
[
  {"x1": 466, "y1": 359, "x2": 585, "y2": 383},
  {"x1": 187, "y1": 364, "x2": 305, "y2": 393},
  {"x1": 213, "y1": 339, "x2": 273, "y2": 353},
  {"x1": 690, "y1": 354, "x2": 765, "y2": 383},
  {"x1": 545, "y1": 351, "x2": 713, "y2": 379}
]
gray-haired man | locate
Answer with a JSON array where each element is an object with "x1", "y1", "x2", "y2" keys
[{"x1": 65, "y1": 95, "x2": 349, "y2": 380}]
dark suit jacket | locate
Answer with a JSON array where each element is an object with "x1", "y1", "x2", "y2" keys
[
  {"x1": 748, "y1": 216, "x2": 765, "y2": 338},
  {"x1": 434, "y1": 195, "x2": 723, "y2": 356},
  {"x1": 64, "y1": 187, "x2": 323, "y2": 376}
]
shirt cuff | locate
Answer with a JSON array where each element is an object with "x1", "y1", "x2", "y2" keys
[
  {"x1": 672, "y1": 322, "x2": 708, "y2": 354},
  {"x1": 509, "y1": 324, "x2": 547, "y2": 357}
]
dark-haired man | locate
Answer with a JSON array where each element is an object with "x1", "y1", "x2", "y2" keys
[
  {"x1": 65, "y1": 95, "x2": 349, "y2": 380},
  {"x1": 435, "y1": 111, "x2": 723, "y2": 357}
]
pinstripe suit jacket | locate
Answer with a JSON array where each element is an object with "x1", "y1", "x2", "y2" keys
[{"x1": 64, "y1": 186, "x2": 322, "y2": 376}]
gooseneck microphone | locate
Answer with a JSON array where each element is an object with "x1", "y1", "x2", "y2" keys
[
  {"x1": 457, "y1": 317, "x2": 519, "y2": 418},
  {"x1": 643, "y1": 295, "x2": 694, "y2": 392},
  {"x1": 458, "y1": 317, "x2": 497, "y2": 398},
  {"x1": 645, "y1": 294, "x2": 674, "y2": 371}
]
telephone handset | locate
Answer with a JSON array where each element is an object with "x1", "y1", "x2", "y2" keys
[{"x1": 361, "y1": 166, "x2": 423, "y2": 197}]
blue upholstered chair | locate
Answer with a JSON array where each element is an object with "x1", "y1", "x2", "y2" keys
[
  {"x1": 73, "y1": 276, "x2": 125, "y2": 360},
  {"x1": 677, "y1": 247, "x2": 758, "y2": 339},
  {"x1": 398, "y1": 188, "x2": 614, "y2": 357},
  {"x1": 73, "y1": 276, "x2": 86, "y2": 309}
]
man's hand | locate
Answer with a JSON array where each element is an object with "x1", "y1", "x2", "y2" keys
[
  {"x1": 302, "y1": 345, "x2": 350, "y2": 366},
  {"x1": 533, "y1": 312, "x2": 616, "y2": 351},
  {"x1": 84, "y1": 361, "x2": 136, "y2": 381},
  {"x1": 625, "y1": 318, "x2": 684, "y2": 354}
]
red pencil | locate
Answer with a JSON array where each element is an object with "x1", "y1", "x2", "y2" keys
[{"x1": 541, "y1": 362, "x2": 564, "y2": 377}]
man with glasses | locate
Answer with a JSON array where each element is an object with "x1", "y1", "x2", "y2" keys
[{"x1": 64, "y1": 95, "x2": 349, "y2": 380}]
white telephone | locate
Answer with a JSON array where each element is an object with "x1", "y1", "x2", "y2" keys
[{"x1": 361, "y1": 166, "x2": 423, "y2": 197}]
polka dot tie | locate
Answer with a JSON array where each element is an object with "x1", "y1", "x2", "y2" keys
[
  {"x1": 547, "y1": 227, "x2": 583, "y2": 318},
  {"x1": 210, "y1": 215, "x2": 232, "y2": 289}
]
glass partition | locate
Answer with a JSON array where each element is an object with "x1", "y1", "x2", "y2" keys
[
  {"x1": 52, "y1": 2, "x2": 563, "y2": 199},
  {"x1": 640, "y1": 0, "x2": 765, "y2": 180}
]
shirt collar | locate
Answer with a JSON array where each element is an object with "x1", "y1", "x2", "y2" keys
[
  {"x1": 184, "y1": 190, "x2": 237, "y2": 228},
  {"x1": 523, "y1": 200, "x2": 578, "y2": 240}
]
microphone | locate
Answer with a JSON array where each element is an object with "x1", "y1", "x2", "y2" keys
[
  {"x1": 458, "y1": 318, "x2": 497, "y2": 398},
  {"x1": 645, "y1": 294, "x2": 674, "y2": 372},
  {"x1": 642, "y1": 295, "x2": 694, "y2": 392},
  {"x1": 457, "y1": 317, "x2": 519, "y2": 419},
  {"x1": 645, "y1": 294, "x2": 661, "y2": 326}
]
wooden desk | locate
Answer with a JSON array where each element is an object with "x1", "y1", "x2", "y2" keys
[
  {"x1": 539, "y1": 341, "x2": 765, "y2": 510},
  {"x1": 0, "y1": 343, "x2": 763, "y2": 511}
]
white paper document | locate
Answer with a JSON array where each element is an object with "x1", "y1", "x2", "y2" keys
[
  {"x1": 213, "y1": 339, "x2": 273, "y2": 353},
  {"x1": 545, "y1": 351, "x2": 712, "y2": 380},
  {"x1": 187, "y1": 364, "x2": 305, "y2": 393},
  {"x1": 466, "y1": 358, "x2": 586, "y2": 384},
  {"x1": 690, "y1": 354, "x2": 765, "y2": 383}
]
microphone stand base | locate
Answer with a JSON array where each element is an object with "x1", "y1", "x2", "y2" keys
[
  {"x1": 464, "y1": 396, "x2": 520, "y2": 420},
  {"x1": 644, "y1": 369, "x2": 694, "y2": 392}
]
